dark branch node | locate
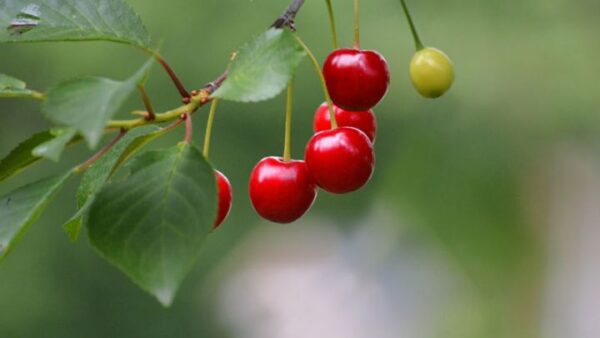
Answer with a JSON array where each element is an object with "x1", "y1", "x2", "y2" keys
[{"x1": 271, "y1": 0, "x2": 305, "y2": 30}]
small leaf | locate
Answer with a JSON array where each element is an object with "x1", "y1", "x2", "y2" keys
[
  {"x1": 0, "y1": 0, "x2": 151, "y2": 48},
  {"x1": 213, "y1": 28, "x2": 306, "y2": 102},
  {"x1": 31, "y1": 127, "x2": 77, "y2": 162},
  {"x1": 87, "y1": 144, "x2": 217, "y2": 306},
  {"x1": 0, "y1": 171, "x2": 73, "y2": 261},
  {"x1": 0, "y1": 130, "x2": 54, "y2": 182},
  {"x1": 43, "y1": 59, "x2": 153, "y2": 148},
  {"x1": 0, "y1": 73, "x2": 41, "y2": 99},
  {"x1": 63, "y1": 125, "x2": 162, "y2": 241}
]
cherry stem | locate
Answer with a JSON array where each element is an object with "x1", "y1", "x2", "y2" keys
[
  {"x1": 138, "y1": 85, "x2": 156, "y2": 121},
  {"x1": 399, "y1": 0, "x2": 424, "y2": 51},
  {"x1": 283, "y1": 81, "x2": 293, "y2": 162},
  {"x1": 153, "y1": 53, "x2": 191, "y2": 99},
  {"x1": 203, "y1": 99, "x2": 219, "y2": 158},
  {"x1": 324, "y1": 0, "x2": 339, "y2": 49},
  {"x1": 75, "y1": 128, "x2": 127, "y2": 173},
  {"x1": 183, "y1": 113, "x2": 193, "y2": 144},
  {"x1": 162, "y1": 116, "x2": 186, "y2": 133},
  {"x1": 294, "y1": 34, "x2": 338, "y2": 129},
  {"x1": 353, "y1": 0, "x2": 360, "y2": 49}
]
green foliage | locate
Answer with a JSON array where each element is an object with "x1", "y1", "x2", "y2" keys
[
  {"x1": 31, "y1": 128, "x2": 77, "y2": 162},
  {"x1": 0, "y1": 0, "x2": 151, "y2": 48},
  {"x1": 0, "y1": 172, "x2": 73, "y2": 261},
  {"x1": 0, "y1": 131, "x2": 54, "y2": 182},
  {"x1": 63, "y1": 125, "x2": 163, "y2": 241},
  {"x1": 42, "y1": 59, "x2": 153, "y2": 148},
  {"x1": 0, "y1": 73, "x2": 40, "y2": 99},
  {"x1": 213, "y1": 28, "x2": 306, "y2": 102},
  {"x1": 87, "y1": 144, "x2": 217, "y2": 306}
]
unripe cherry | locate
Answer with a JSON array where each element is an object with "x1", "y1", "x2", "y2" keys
[{"x1": 409, "y1": 47, "x2": 454, "y2": 98}]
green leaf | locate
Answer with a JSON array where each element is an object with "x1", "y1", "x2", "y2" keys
[
  {"x1": 213, "y1": 28, "x2": 306, "y2": 102},
  {"x1": 43, "y1": 59, "x2": 153, "y2": 148},
  {"x1": 0, "y1": 0, "x2": 151, "y2": 48},
  {"x1": 63, "y1": 125, "x2": 162, "y2": 241},
  {"x1": 87, "y1": 144, "x2": 217, "y2": 306},
  {"x1": 0, "y1": 131, "x2": 54, "y2": 182},
  {"x1": 31, "y1": 127, "x2": 77, "y2": 162},
  {"x1": 0, "y1": 73, "x2": 42, "y2": 99},
  {"x1": 0, "y1": 171, "x2": 73, "y2": 261}
]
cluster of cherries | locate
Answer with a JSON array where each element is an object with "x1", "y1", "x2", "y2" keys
[
  {"x1": 208, "y1": 46, "x2": 389, "y2": 228},
  {"x1": 211, "y1": 4, "x2": 456, "y2": 227},
  {"x1": 248, "y1": 48, "x2": 389, "y2": 224}
]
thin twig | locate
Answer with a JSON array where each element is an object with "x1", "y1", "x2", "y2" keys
[
  {"x1": 75, "y1": 129, "x2": 127, "y2": 173},
  {"x1": 183, "y1": 113, "x2": 193, "y2": 144},
  {"x1": 138, "y1": 85, "x2": 156, "y2": 120},
  {"x1": 154, "y1": 53, "x2": 191, "y2": 99}
]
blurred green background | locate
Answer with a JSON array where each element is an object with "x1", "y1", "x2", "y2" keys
[{"x1": 2, "y1": 0, "x2": 600, "y2": 337}]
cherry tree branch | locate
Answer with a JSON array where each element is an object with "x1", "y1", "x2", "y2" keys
[
  {"x1": 271, "y1": 0, "x2": 306, "y2": 30},
  {"x1": 106, "y1": 0, "x2": 306, "y2": 133}
]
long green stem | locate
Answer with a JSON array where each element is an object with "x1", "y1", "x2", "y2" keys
[
  {"x1": 353, "y1": 0, "x2": 360, "y2": 49},
  {"x1": 399, "y1": 0, "x2": 424, "y2": 50},
  {"x1": 283, "y1": 82, "x2": 293, "y2": 162},
  {"x1": 324, "y1": 0, "x2": 339, "y2": 49},
  {"x1": 0, "y1": 90, "x2": 45, "y2": 100},
  {"x1": 294, "y1": 35, "x2": 338, "y2": 129},
  {"x1": 107, "y1": 90, "x2": 209, "y2": 129},
  {"x1": 203, "y1": 99, "x2": 219, "y2": 158}
]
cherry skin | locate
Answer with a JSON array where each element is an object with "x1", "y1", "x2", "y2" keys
[
  {"x1": 323, "y1": 48, "x2": 390, "y2": 111},
  {"x1": 249, "y1": 157, "x2": 318, "y2": 223},
  {"x1": 313, "y1": 102, "x2": 377, "y2": 143},
  {"x1": 410, "y1": 47, "x2": 454, "y2": 98},
  {"x1": 214, "y1": 170, "x2": 232, "y2": 229},
  {"x1": 305, "y1": 127, "x2": 375, "y2": 194}
]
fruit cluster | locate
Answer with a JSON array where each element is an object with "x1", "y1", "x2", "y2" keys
[{"x1": 213, "y1": 0, "x2": 455, "y2": 227}]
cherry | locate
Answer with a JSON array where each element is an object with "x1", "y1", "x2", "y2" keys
[
  {"x1": 313, "y1": 102, "x2": 377, "y2": 143},
  {"x1": 409, "y1": 47, "x2": 454, "y2": 98},
  {"x1": 214, "y1": 170, "x2": 232, "y2": 229},
  {"x1": 323, "y1": 48, "x2": 390, "y2": 111},
  {"x1": 249, "y1": 157, "x2": 317, "y2": 223},
  {"x1": 305, "y1": 127, "x2": 374, "y2": 194}
]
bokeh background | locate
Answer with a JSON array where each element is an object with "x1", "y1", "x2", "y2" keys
[{"x1": 2, "y1": 0, "x2": 600, "y2": 337}]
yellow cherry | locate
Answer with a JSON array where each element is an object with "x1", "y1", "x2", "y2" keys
[{"x1": 409, "y1": 47, "x2": 454, "y2": 98}]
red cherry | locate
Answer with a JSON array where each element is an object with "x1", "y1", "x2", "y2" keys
[
  {"x1": 313, "y1": 102, "x2": 377, "y2": 142},
  {"x1": 323, "y1": 48, "x2": 390, "y2": 111},
  {"x1": 249, "y1": 157, "x2": 318, "y2": 223},
  {"x1": 305, "y1": 127, "x2": 375, "y2": 194},
  {"x1": 214, "y1": 170, "x2": 232, "y2": 229}
]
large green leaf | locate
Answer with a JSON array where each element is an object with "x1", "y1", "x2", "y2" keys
[
  {"x1": 31, "y1": 127, "x2": 77, "y2": 162},
  {"x1": 0, "y1": 171, "x2": 73, "y2": 261},
  {"x1": 213, "y1": 28, "x2": 306, "y2": 102},
  {"x1": 0, "y1": 73, "x2": 42, "y2": 99},
  {"x1": 43, "y1": 59, "x2": 153, "y2": 148},
  {"x1": 87, "y1": 144, "x2": 217, "y2": 306},
  {"x1": 63, "y1": 125, "x2": 162, "y2": 241},
  {"x1": 0, "y1": 131, "x2": 54, "y2": 182},
  {"x1": 0, "y1": 0, "x2": 151, "y2": 48}
]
